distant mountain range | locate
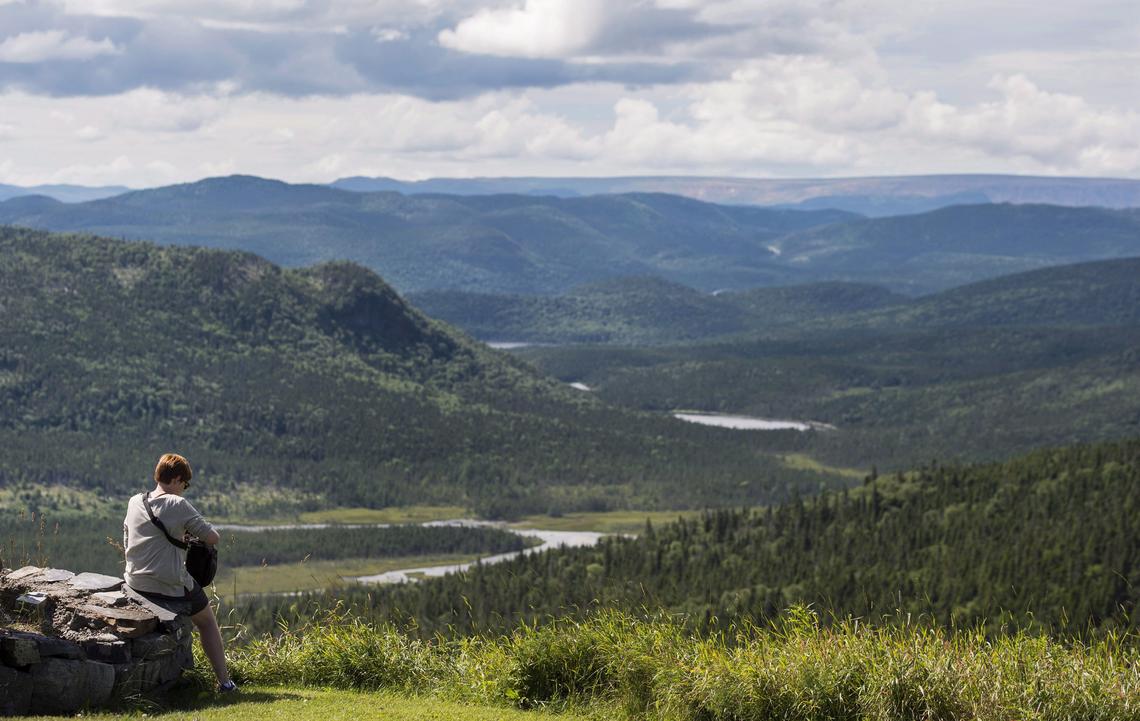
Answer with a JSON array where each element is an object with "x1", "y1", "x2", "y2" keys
[
  {"x1": 332, "y1": 174, "x2": 1140, "y2": 216},
  {"x1": 769, "y1": 203, "x2": 1140, "y2": 292},
  {"x1": 6, "y1": 173, "x2": 1139, "y2": 215},
  {"x1": 3, "y1": 175, "x2": 1139, "y2": 295},
  {"x1": 0, "y1": 176, "x2": 854, "y2": 293},
  {"x1": 0, "y1": 182, "x2": 130, "y2": 203}
]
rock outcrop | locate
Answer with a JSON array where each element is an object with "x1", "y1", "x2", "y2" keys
[{"x1": 0, "y1": 566, "x2": 194, "y2": 715}]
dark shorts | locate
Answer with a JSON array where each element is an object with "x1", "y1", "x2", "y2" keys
[{"x1": 130, "y1": 582, "x2": 210, "y2": 616}]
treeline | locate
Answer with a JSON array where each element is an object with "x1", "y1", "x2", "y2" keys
[
  {"x1": 218, "y1": 524, "x2": 527, "y2": 567},
  {"x1": 232, "y1": 438, "x2": 1140, "y2": 637}
]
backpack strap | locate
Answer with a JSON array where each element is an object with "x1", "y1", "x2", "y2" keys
[{"x1": 142, "y1": 491, "x2": 188, "y2": 550}]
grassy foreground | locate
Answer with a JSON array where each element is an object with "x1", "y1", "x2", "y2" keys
[
  {"x1": 221, "y1": 608, "x2": 1140, "y2": 721},
  {"x1": 10, "y1": 687, "x2": 592, "y2": 721}
]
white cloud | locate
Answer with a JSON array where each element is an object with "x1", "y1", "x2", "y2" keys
[
  {"x1": 76, "y1": 125, "x2": 104, "y2": 141},
  {"x1": 902, "y1": 74, "x2": 1140, "y2": 173},
  {"x1": 372, "y1": 27, "x2": 408, "y2": 42},
  {"x1": 199, "y1": 159, "x2": 238, "y2": 177},
  {"x1": 439, "y1": 0, "x2": 609, "y2": 58},
  {"x1": 0, "y1": 0, "x2": 1138, "y2": 184},
  {"x1": 112, "y1": 89, "x2": 225, "y2": 132},
  {"x1": 0, "y1": 30, "x2": 119, "y2": 63},
  {"x1": 59, "y1": 0, "x2": 465, "y2": 32},
  {"x1": 695, "y1": 57, "x2": 909, "y2": 132},
  {"x1": 61, "y1": 0, "x2": 307, "y2": 20},
  {"x1": 48, "y1": 155, "x2": 136, "y2": 185}
]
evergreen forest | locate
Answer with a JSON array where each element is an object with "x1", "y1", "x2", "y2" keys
[{"x1": 235, "y1": 438, "x2": 1140, "y2": 637}]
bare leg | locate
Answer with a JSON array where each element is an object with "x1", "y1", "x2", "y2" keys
[{"x1": 190, "y1": 605, "x2": 231, "y2": 686}]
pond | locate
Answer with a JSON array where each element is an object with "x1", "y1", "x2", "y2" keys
[{"x1": 673, "y1": 412, "x2": 835, "y2": 431}]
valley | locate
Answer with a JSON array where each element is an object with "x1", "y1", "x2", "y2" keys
[
  {"x1": 5, "y1": 1, "x2": 1140, "y2": 715},
  {"x1": 1, "y1": 195, "x2": 1138, "y2": 717}
]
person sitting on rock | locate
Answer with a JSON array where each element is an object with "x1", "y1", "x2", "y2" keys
[{"x1": 122, "y1": 452, "x2": 236, "y2": 693}]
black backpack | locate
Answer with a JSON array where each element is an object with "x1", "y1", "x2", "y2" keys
[{"x1": 142, "y1": 491, "x2": 219, "y2": 588}]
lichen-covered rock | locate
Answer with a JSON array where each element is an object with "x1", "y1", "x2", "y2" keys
[
  {"x1": 1, "y1": 564, "x2": 197, "y2": 714},
  {"x1": 75, "y1": 604, "x2": 158, "y2": 638},
  {"x1": 68, "y1": 573, "x2": 123, "y2": 593},
  {"x1": 3, "y1": 567, "x2": 42, "y2": 582}
]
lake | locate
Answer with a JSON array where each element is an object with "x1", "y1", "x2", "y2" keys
[
  {"x1": 486, "y1": 341, "x2": 533, "y2": 349},
  {"x1": 673, "y1": 412, "x2": 835, "y2": 431}
]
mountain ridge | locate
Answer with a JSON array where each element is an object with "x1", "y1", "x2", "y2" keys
[
  {"x1": 4, "y1": 177, "x2": 1139, "y2": 296},
  {"x1": 332, "y1": 173, "x2": 1140, "y2": 213}
]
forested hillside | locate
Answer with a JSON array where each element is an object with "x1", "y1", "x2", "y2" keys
[
  {"x1": 413, "y1": 257, "x2": 1140, "y2": 345},
  {"x1": 410, "y1": 279, "x2": 907, "y2": 345},
  {"x1": 770, "y1": 203, "x2": 1140, "y2": 293},
  {"x1": 825, "y1": 256, "x2": 1140, "y2": 329},
  {"x1": 519, "y1": 256, "x2": 1140, "y2": 467},
  {"x1": 410, "y1": 277, "x2": 753, "y2": 345},
  {"x1": 246, "y1": 438, "x2": 1140, "y2": 636},
  {"x1": 0, "y1": 227, "x2": 839, "y2": 515}
]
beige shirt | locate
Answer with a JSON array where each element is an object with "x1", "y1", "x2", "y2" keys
[{"x1": 123, "y1": 492, "x2": 215, "y2": 596}]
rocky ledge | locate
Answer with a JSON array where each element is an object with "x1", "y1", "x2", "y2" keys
[{"x1": 0, "y1": 566, "x2": 194, "y2": 715}]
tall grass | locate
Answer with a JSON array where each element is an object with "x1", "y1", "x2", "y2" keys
[{"x1": 227, "y1": 607, "x2": 1140, "y2": 720}]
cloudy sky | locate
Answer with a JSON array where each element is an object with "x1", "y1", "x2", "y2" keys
[{"x1": 0, "y1": 0, "x2": 1137, "y2": 187}]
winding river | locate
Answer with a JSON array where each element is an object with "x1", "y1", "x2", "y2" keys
[{"x1": 216, "y1": 519, "x2": 604, "y2": 585}]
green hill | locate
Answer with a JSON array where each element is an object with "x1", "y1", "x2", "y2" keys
[
  {"x1": 0, "y1": 226, "x2": 843, "y2": 516},
  {"x1": 516, "y1": 255, "x2": 1140, "y2": 468},
  {"x1": 410, "y1": 278, "x2": 909, "y2": 345},
  {"x1": 409, "y1": 277, "x2": 756, "y2": 345},
  {"x1": 0, "y1": 177, "x2": 852, "y2": 294},
  {"x1": 274, "y1": 438, "x2": 1140, "y2": 636},
  {"x1": 832, "y1": 256, "x2": 1140, "y2": 329},
  {"x1": 772, "y1": 203, "x2": 1140, "y2": 293},
  {"x1": 717, "y1": 281, "x2": 908, "y2": 325}
]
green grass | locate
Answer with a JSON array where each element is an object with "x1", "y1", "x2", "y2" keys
[
  {"x1": 0, "y1": 485, "x2": 115, "y2": 515},
  {"x1": 778, "y1": 453, "x2": 868, "y2": 480},
  {"x1": 296, "y1": 506, "x2": 470, "y2": 525},
  {"x1": 213, "y1": 555, "x2": 482, "y2": 597},
  {"x1": 230, "y1": 504, "x2": 699, "y2": 534},
  {"x1": 510, "y1": 510, "x2": 700, "y2": 534},
  {"x1": 8, "y1": 687, "x2": 595, "y2": 721},
  {"x1": 222, "y1": 608, "x2": 1140, "y2": 721}
]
